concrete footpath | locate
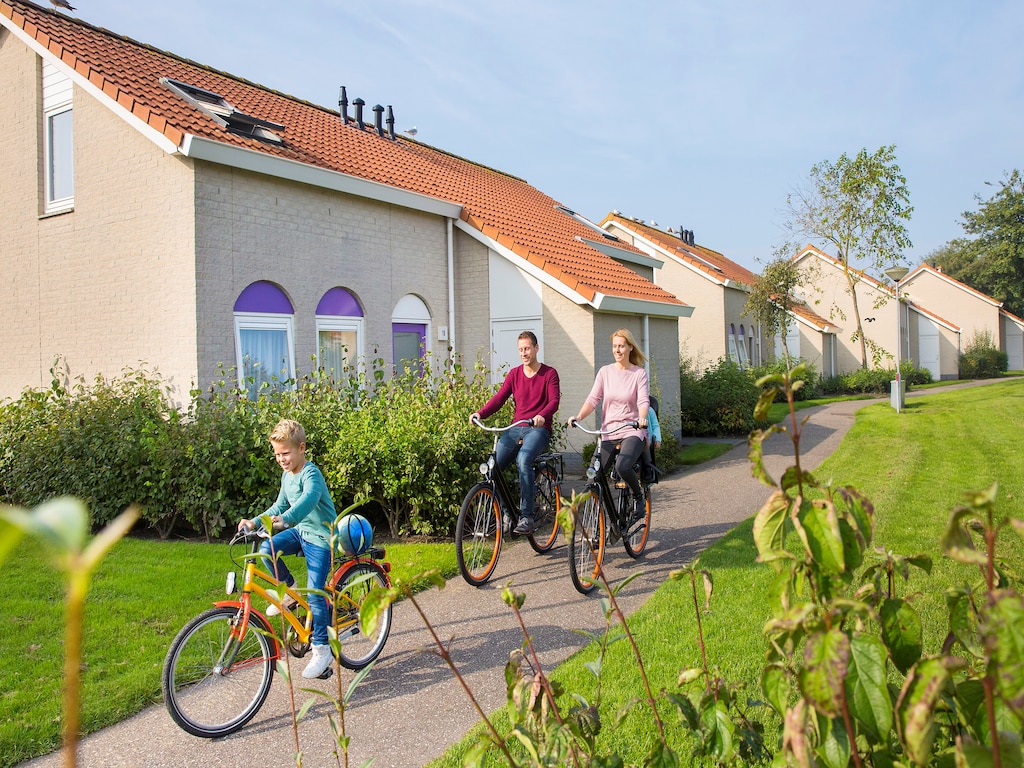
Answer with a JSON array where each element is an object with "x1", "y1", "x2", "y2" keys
[{"x1": 23, "y1": 382, "x2": 997, "y2": 768}]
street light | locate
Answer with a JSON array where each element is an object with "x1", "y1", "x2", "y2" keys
[{"x1": 884, "y1": 265, "x2": 910, "y2": 412}]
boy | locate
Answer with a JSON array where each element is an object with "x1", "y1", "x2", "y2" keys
[{"x1": 238, "y1": 419, "x2": 336, "y2": 679}]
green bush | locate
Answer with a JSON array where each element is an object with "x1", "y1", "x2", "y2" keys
[
  {"x1": 750, "y1": 358, "x2": 820, "y2": 401},
  {"x1": 679, "y1": 357, "x2": 764, "y2": 437},
  {"x1": 960, "y1": 330, "x2": 1008, "y2": 379},
  {"x1": 0, "y1": 356, "x2": 502, "y2": 540},
  {"x1": 0, "y1": 364, "x2": 185, "y2": 532}
]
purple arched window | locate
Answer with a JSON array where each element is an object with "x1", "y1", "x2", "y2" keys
[{"x1": 233, "y1": 281, "x2": 295, "y2": 397}]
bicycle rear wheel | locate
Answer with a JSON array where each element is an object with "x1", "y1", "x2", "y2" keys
[
  {"x1": 622, "y1": 485, "x2": 651, "y2": 558},
  {"x1": 162, "y1": 606, "x2": 275, "y2": 738},
  {"x1": 455, "y1": 482, "x2": 502, "y2": 586},
  {"x1": 567, "y1": 490, "x2": 605, "y2": 594},
  {"x1": 329, "y1": 562, "x2": 392, "y2": 670},
  {"x1": 528, "y1": 465, "x2": 560, "y2": 553}
]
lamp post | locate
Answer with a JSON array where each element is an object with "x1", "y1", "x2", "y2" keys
[{"x1": 884, "y1": 265, "x2": 910, "y2": 412}]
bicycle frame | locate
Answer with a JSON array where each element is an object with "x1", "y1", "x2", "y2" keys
[
  {"x1": 576, "y1": 420, "x2": 640, "y2": 536},
  {"x1": 219, "y1": 531, "x2": 391, "y2": 654},
  {"x1": 472, "y1": 417, "x2": 532, "y2": 526}
]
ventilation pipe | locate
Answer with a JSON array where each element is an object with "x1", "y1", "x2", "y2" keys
[
  {"x1": 338, "y1": 86, "x2": 349, "y2": 124},
  {"x1": 386, "y1": 105, "x2": 396, "y2": 140},
  {"x1": 353, "y1": 98, "x2": 365, "y2": 129},
  {"x1": 372, "y1": 104, "x2": 385, "y2": 137}
]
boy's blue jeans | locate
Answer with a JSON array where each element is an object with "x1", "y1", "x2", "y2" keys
[
  {"x1": 494, "y1": 425, "x2": 550, "y2": 519},
  {"x1": 258, "y1": 528, "x2": 331, "y2": 646}
]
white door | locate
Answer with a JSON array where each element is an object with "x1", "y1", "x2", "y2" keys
[
  {"x1": 1006, "y1": 321, "x2": 1023, "y2": 371},
  {"x1": 490, "y1": 320, "x2": 542, "y2": 378},
  {"x1": 918, "y1": 315, "x2": 940, "y2": 380}
]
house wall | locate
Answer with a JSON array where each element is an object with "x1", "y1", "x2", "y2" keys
[
  {"x1": 1, "y1": 35, "x2": 198, "y2": 402},
  {"x1": 903, "y1": 272, "x2": 1001, "y2": 348},
  {"x1": 795, "y1": 257, "x2": 898, "y2": 372},
  {"x1": 451, "y1": 228, "x2": 491, "y2": 369},
  {"x1": 659, "y1": 261, "x2": 725, "y2": 365},
  {"x1": 193, "y1": 163, "x2": 451, "y2": 388}
]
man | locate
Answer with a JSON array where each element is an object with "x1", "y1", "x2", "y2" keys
[{"x1": 470, "y1": 331, "x2": 560, "y2": 534}]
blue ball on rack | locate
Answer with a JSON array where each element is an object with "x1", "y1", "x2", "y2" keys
[{"x1": 336, "y1": 513, "x2": 373, "y2": 556}]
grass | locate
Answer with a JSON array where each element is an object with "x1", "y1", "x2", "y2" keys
[
  {"x1": 426, "y1": 379, "x2": 1024, "y2": 767},
  {"x1": 0, "y1": 534, "x2": 456, "y2": 767}
]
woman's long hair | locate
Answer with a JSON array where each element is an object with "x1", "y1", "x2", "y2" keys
[{"x1": 611, "y1": 328, "x2": 647, "y2": 367}]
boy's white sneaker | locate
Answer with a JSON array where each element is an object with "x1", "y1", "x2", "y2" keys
[
  {"x1": 302, "y1": 644, "x2": 333, "y2": 679},
  {"x1": 266, "y1": 590, "x2": 297, "y2": 617}
]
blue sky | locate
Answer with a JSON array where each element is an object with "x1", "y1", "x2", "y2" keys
[{"x1": 65, "y1": 0, "x2": 1023, "y2": 272}]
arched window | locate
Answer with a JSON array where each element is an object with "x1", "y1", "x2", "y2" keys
[
  {"x1": 727, "y1": 323, "x2": 739, "y2": 363},
  {"x1": 392, "y1": 295, "x2": 431, "y2": 376},
  {"x1": 233, "y1": 281, "x2": 295, "y2": 398},
  {"x1": 316, "y1": 288, "x2": 364, "y2": 380}
]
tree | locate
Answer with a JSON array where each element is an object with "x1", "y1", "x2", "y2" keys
[
  {"x1": 930, "y1": 170, "x2": 1024, "y2": 318},
  {"x1": 744, "y1": 253, "x2": 803, "y2": 363},
  {"x1": 784, "y1": 145, "x2": 913, "y2": 368}
]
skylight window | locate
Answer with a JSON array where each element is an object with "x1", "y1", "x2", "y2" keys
[
  {"x1": 162, "y1": 78, "x2": 285, "y2": 145},
  {"x1": 555, "y1": 205, "x2": 620, "y2": 241}
]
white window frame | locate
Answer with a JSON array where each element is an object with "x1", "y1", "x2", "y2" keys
[
  {"x1": 315, "y1": 316, "x2": 365, "y2": 381},
  {"x1": 233, "y1": 312, "x2": 296, "y2": 396},
  {"x1": 43, "y1": 61, "x2": 74, "y2": 213}
]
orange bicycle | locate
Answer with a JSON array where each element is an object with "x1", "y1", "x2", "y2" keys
[{"x1": 161, "y1": 528, "x2": 392, "y2": 738}]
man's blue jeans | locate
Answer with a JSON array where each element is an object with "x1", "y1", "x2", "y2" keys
[
  {"x1": 258, "y1": 528, "x2": 332, "y2": 646},
  {"x1": 494, "y1": 425, "x2": 551, "y2": 519}
]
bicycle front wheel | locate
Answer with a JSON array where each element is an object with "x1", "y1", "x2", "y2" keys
[
  {"x1": 567, "y1": 491, "x2": 605, "y2": 595},
  {"x1": 528, "y1": 465, "x2": 560, "y2": 554},
  {"x1": 162, "y1": 606, "x2": 275, "y2": 738},
  {"x1": 330, "y1": 562, "x2": 392, "y2": 670},
  {"x1": 623, "y1": 485, "x2": 651, "y2": 558},
  {"x1": 456, "y1": 482, "x2": 502, "y2": 586}
]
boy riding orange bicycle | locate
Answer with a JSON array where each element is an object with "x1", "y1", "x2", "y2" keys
[{"x1": 237, "y1": 418, "x2": 336, "y2": 679}]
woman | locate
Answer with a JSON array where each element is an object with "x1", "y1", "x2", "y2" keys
[{"x1": 569, "y1": 328, "x2": 649, "y2": 517}]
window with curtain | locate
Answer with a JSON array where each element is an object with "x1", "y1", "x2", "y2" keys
[
  {"x1": 234, "y1": 282, "x2": 295, "y2": 398},
  {"x1": 736, "y1": 324, "x2": 748, "y2": 366},
  {"x1": 315, "y1": 288, "x2": 364, "y2": 381},
  {"x1": 727, "y1": 323, "x2": 739, "y2": 362}
]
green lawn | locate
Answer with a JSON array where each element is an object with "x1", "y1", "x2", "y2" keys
[
  {"x1": 427, "y1": 379, "x2": 1024, "y2": 766},
  {"x1": 0, "y1": 535, "x2": 455, "y2": 767},
  {"x1": 5, "y1": 379, "x2": 1023, "y2": 767}
]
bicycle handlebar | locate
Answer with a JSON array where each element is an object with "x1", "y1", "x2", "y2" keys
[
  {"x1": 568, "y1": 419, "x2": 640, "y2": 437},
  {"x1": 470, "y1": 416, "x2": 534, "y2": 432}
]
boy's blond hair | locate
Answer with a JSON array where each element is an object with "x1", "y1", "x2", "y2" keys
[{"x1": 269, "y1": 419, "x2": 305, "y2": 447}]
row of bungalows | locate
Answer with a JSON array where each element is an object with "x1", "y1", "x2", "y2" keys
[{"x1": 3, "y1": 0, "x2": 1020, "y2": 446}]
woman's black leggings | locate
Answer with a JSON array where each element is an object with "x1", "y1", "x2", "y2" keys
[{"x1": 600, "y1": 436, "x2": 646, "y2": 499}]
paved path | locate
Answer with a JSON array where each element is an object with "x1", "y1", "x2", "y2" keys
[{"x1": 23, "y1": 383, "x2": 997, "y2": 768}]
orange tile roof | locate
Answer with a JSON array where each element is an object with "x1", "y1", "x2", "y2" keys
[
  {"x1": 2, "y1": 0, "x2": 685, "y2": 310},
  {"x1": 600, "y1": 214, "x2": 760, "y2": 287}
]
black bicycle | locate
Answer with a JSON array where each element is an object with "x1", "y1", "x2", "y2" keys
[
  {"x1": 455, "y1": 417, "x2": 563, "y2": 586},
  {"x1": 565, "y1": 420, "x2": 652, "y2": 594}
]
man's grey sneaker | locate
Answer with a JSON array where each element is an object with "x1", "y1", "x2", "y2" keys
[
  {"x1": 513, "y1": 516, "x2": 536, "y2": 535},
  {"x1": 502, "y1": 512, "x2": 513, "y2": 535},
  {"x1": 302, "y1": 644, "x2": 334, "y2": 679}
]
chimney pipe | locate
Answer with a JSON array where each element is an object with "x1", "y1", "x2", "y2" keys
[
  {"x1": 339, "y1": 86, "x2": 349, "y2": 124},
  {"x1": 678, "y1": 226, "x2": 686, "y2": 242},
  {"x1": 386, "y1": 105, "x2": 396, "y2": 140},
  {"x1": 372, "y1": 104, "x2": 385, "y2": 137},
  {"x1": 353, "y1": 98, "x2": 365, "y2": 129}
]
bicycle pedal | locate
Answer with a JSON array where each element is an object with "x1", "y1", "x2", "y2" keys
[{"x1": 318, "y1": 666, "x2": 334, "y2": 680}]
